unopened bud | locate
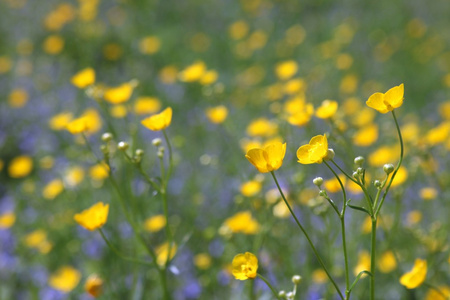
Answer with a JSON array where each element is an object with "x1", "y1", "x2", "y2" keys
[
  {"x1": 101, "y1": 132, "x2": 113, "y2": 142},
  {"x1": 353, "y1": 171, "x2": 359, "y2": 179},
  {"x1": 135, "y1": 149, "x2": 144, "y2": 157},
  {"x1": 383, "y1": 164, "x2": 394, "y2": 174},
  {"x1": 152, "y1": 138, "x2": 162, "y2": 147},
  {"x1": 292, "y1": 275, "x2": 302, "y2": 284},
  {"x1": 354, "y1": 156, "x2": 365, "y2": 166},
  {"x1": 374, "y1": 180, "x2": 381, "y2": 188},
  {"x1": 313, "y1": 177, "x2": 323, "y2": 187},
  {"x1": 325, "y1": 148, "x2": 335, "y2": 160},
  {"x1": 157, "y1": 150, "x2": 164, "y2": 158},
  {"x1": 319, "y1": 190, "x2": 326, "y2": 197},
  {"x1": 286, "y1": 292, "x2": 294, "y2": 299},
  {"x1": 278, "y1": 290, "x2": 286, "y2": 298},
  {"x1": 118, "y1": 141, "x2": 129, "y2": 151},
  {"x1": 356, "y1": 167, "x2": 364, "y2": 174}
]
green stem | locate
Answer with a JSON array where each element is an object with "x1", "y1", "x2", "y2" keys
[
  {"x1": 257, "y1": 274, "x2": 280, "y2": 299},
  {"x1": 348, "y1": 271, "x2": 372, "y2": 293},
  {"x1": 370, "y1": 218, "x2": 377, "y2": 300},
  {"x1": 163, "y1": 129, "x2": 173, "y2": 179},
  {"x1": 270, "y1": 172, "x2": 344, "y2": 300}
]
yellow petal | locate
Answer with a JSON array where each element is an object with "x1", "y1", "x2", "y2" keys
[
  {"x1": 366, "y1": 92, "x2": 389, "y2": 113},
  {"x1": 384, "y1": 83, "x2": 404, "y2": 109},
  {"x1": 245, "y1": 148, "x2": 269, "y2": 173},
  {"x1": 400, "y1": 259, "x2": 427, "y2": 289}
]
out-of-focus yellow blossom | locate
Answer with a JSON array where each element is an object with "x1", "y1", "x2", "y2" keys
[
  {"x1": 378, "y1": 251, "x2": 397, "y2": 273},
  {"x1": 424, "y1": 286, "x2": 450, "y2": 300},
  {"x1": 71, "y1": 68, "x2": 95, "y2": 88},
  {"x1": 25, "y1": 229, "x2": 53, "y2": 253},
  {"x1": 315, "y1": 100, "x2": 338, "y2": 119},
  {"x1": 0, "y1": 159, "x2": 3, "y2": 172},
  {"x1": 246, "y1": 118, "x2": 277, "y2": 137},
  {"x1": 85, "y1": 274, "x2": 103, "y2": 298},
  {"x1": 104, "y1": 82, "x2": 135, "y2": 104},
  {"x1": 0, "y1": 212, "x2": 16, "y2": 229},
  {"x1": 283, "y1": 78, "x2": 306, "y2": 95},
  {"x1": 284, "y1": 97, "x2": 314, "y2": 127},
  {"x1": 49, "y1": 112, "x2": 73, "y2": 130},
  {"x1": 266, "y1": 83, "x2": 284, "y2": 101},
  {"x1": 240, "y1": 180, "x2": 262, "y2": 197},
  {"x1": 89, "y1": 163, "x2": 109, "y2": 181},
  {"x1": 200, "y1": 70, "x2": 218, "y2": 85},
  {"x1": 159, "y1": 66, "x2": 178, "y2": 84},
  {"x1": 352, "y1": 107, "x2": 376, "y2": 127},
  {"x1": 312, "y1": 269, "x2": 328, "y2": 284},
  {"x1": 246, "y1": 142, "x2": 286, "y2": 173},
  {"x1": 65, "y1": 166, "x2": 85, "y2": 187},
  {"x1": 79, "y1": 0, "x2": 100, "y2": 21},
  {"x1": 223, "y1": 211, "x2": 260, "y2": 234},
  {"x1": 8, "y1": 155, "x2": 33, "y2": 178},
  {"x1": 324, "y1": 175, "x2": 347, "y2": 193},
  {"x1": 240, "y1": 139, "x2": 263, "y2": 154},
  {"x1": 425, "y1": 122, "x2": 450, "y2": 146},
  {"x1": 43, "y1": 35, "x2": 64, "y2": 55},
  {"x1": 368, "y1": 145, "x2": 398, "y2": 167},
  {"x1": 8, "y1": 88, "x2": 29, "y2": 108},
  {"x1": 346, "y1": 178, "x2": 364, "y2": 195},
  {"x1": 42, "y1": 179, "x2": 64, "y2": 200},
  {"x1": 156, "y1": 242, "x2": 177, "y2": 266},
  {"x1": 49, "y1": 266, "x2": 81, "y2": 293},
  {"x1": 44, "y1": 3, "x2": 75, "y2": 31},
  {"x1": 232, "y1": 252, "x2": 258, "y2": 280},
  {"x1": 189, "y1": 32, "x2": 211, "y2": 53},
  {"x1": 353, "y1": 123, "x2": 378, "y2": 147},
  {"x1": 354, "y1": 250, "x2": 371, "y2": 276},
  {"x1": 297, "y1": 135, "x2": 328, "y2": 164},
  {"x1": 275, "y1": 60, "x2": 298, "y2": 80},
  {"x1": 66, "y1": 108, "x2": 102, "y2": 135},
  {"x1": 228, "y1": 21, "x2": 249, "y2": 40},
  {"x1": 74, "y1": 202, "x2": 109, "y2": 231},
  {"x1": 103, "y1": 43, "x2": 122, "y2": 61},
  {"x1": 361, "y1": 216, "x2": 372, "y2": 234},
  {"x1": 110, "y1": 105, "x2": 127, "y2": 118},
  {"x1": 439, "y1": 101, "x2": 450, "y2": 120},
  {"x1": 285, "y1": 24, "x2": 306, "y2": 45},
  {"x1": 420, "y1": 187, "x2": 437, "y2": 201},
  {"x1": 366, "y1": 83, "x2": 404, "y2": 113},
  {"x1": 143, "y1": 215, "x2": 166, "y2": 233},
  {"x1": 205, "y1": 105, "x2": 228, "y2": 124},
  {"x1": 139, "y1": 36, "x2": 161, "y2": 54},
  {"x1": 273, "y1": 199, "x2": 291, "y2": 218},
  {"x1": 40, "y1": 156, "x2": 54, "y2": 169},
  {"x1": 0, "y1": 56, "x2": 12, "y2": 74},
  {"x1": 401, "y1": 122, "x2": 419, "y2": 143},
  {"x1": 340, "y1": 74, "x2": 358, "y2": 94},
  {"x1": 194, "y1": 253, "x2": 212, "y2": 270},
  {"x1": 178, "y1": 61, "x2": 207, "y2": 82},
  {"x1": 134, "y1": 97, "x2": 161, "y2": 115},
  {"x1": 342, "y1": 97, "x2": 362, "y2": 116},
  {"x1": 407, "y1": 18, "x2": 427, "y2": 38},
  {"x1": 400, "y1": 259, "x2": 427, "y2": 289},
  {"x1": 336, "y1": 53, "x2": 353, "y2": 70},
  {"x1": 407, "y1": 210, "x2": 422, "y2": 225},
  {"x1": 247, "y1": 30, "x2": 267, "y2": 50},
  {"x1": 141, "y1": 107, "x2": 173, "y2": 131},
  {"x1": 390, "y1": 166, "x2": 408, "y2": 187}
]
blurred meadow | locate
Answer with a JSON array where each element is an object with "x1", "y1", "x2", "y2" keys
[{"x1": 1, "y1": 0, "x2": 450, "y2": 299}]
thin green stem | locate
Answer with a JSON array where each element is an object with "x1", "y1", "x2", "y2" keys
[
  {"x1": 370, "y1": 218, "x2": 377, "y2": 300},
  {"x1": 270, "y1": 172, "x2": 344, "y2": 300},
  {"x1": 257, "y1": 274, "x2": 280, "y2": 299},
  {"x1": 348, "y1": 271, "x2": 372, "y2": 293},
  {"x1": 163, "y1": 129, "x2": 173, "y2": 179}
]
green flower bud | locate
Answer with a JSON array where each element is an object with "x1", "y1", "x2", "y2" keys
[
  {"x1": 278, "y1": 290, "x2": 286, "y2": 298},
  {"x1": 101, "y1": 132, "x2": 113, "y2": 142},
  {"x1": 325, "y1": 148, "x2": 335, "y2": 160},
  {"x1": 318, "y1": 190, "x2": 326, "y2": 197},
  {"x1": 152, "y1": 138, "x2": 162, "y2": 147},
  {"x1": 374, "y1": 180, "x2": 381, "y2": 188},
  {"x1": 135, "y1": 149, "x2": 144, "y2": 157},
  {"x1": 313, "y1": 177, "x2": 323, "y2": 187},
  {"x1": 117, "y1": 141, "x2": 129, "y2": 151},
  {"x1": 292, "y1": 275, "x2": 302, "y2": 284},
  {"x1": 383, "y1": 164, "x2": 394, "y2": 174},
  {"x1": 354, "y1": 156, "x2": 365, "y2": 166},
  {"x1": 353, "y1": 171, "x2": 359, "y2": 179},
  {"x1": 357, "y1": 167, "x2": 364, "y2": 174}
]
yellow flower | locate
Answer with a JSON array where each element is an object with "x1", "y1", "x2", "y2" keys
[
  {"x1": 420, "y1": 187, "x2": 437, "y2": 201},
  {"x1": 74, "y1": 202, "x2": 109, "y2": 231},
  {"x1": 139, "y1": 36, "x2": 161, "y2": 55},
  {"x1": 49, "y1": 112, "x2": 73, "y2": 130},
  {"x1": 0, "y1": 212, "x2": 16, "y2": 229},
  {"x1": 353, "y1": 123, "x2": 379, "y2": 147},
  {"x1": 42, "y1": 35, "x2": 64, "y2": 55},
  {"x1": 85, "y1": 274, "x2": 104, "y2": 298},
  {"x1": 232, "y1": 252, "x2": 258, "y2": 280},
  {"x1": 134, "y1": 97, "x2": 161, "y2": 115},
  {"x1": 200, "y1": 70, "x2": 218, "y2": 85},
  {"x1": 25, "y1": 229, "x2": 53, "y2": 254},
  {"x1": 425, "y1": 122, "x2": 450, "y2": 146},
  {"x1": 400, "y1": 259, "x2": 427, "y2": 289},
  {"x1": 390, "y1": 166, "x2": 408, "y2": 187},
  {"x1": 8, "y1": 155, "x2": 33, "y2": 178},
  {"x1": 71, "y1": 68, "x2": 95, "y2": 88},
  {"x1": 49, "y1": 266, "x2": 81, "y2": 293},
  {"x1": 354, "y1": 250, "x2": 371, "y2": 276},
  {"x1": 275, "y1": 60, "x2": 298, "y2": 80},
  {"x1": 223, "y1": 211, "x2": 260, "y2": 234},
  {"x1": 378, "y1": 251, "x2": 397, "y2": 273},
  {"x1": 156, "y1": 242, "x2": 177, "y2": 266},
  {"x1": 8, "y1": 88, "x2": 29, "y2": 108},
  {"x1": 89, "y1": 163, "x2": 109, "y2": 181},
  {"x1": 246, "y1": 118, "x2": 278, "y2": 137},
  {"x1": 324, "y1": 175, "x2": 347, "y2": 193},
  {"x1": 42, "y1": 179, "x2": 64, "y2": 200},
  {"x1": 65, "y1": 166, "x2": 85, "y2": 187},
  {"x1": 297, "y1": 135, "x2": 328, "y2": 164},
  {"x1": 205, "y1": 105, "x2": 228, "y2": 124},
  {"x1": 194, "y1": 253, "x2": 212, "y2": 270},
  {"x1": 312, "y1": 269, "x2": 328, "y2": 284},
  {"x1": 228, "y1": 20, "x2": 249, "y2": 40},
  {"x1": 315, "y1": 100, "x2": 338, "y2": 119},
  {"x1": 425, "y1": 285, "x2": 450, "y2": 300},
  {"x1": 104, "y1": 82, "x2": 135, "y2": 104},
  {"x1": 245, "y1": 142, "x2": 286, "y2": 173},
  {"x1": 110, "y1": 105, "x2": 127, "y2": 118},
  {"x1": 178, "y1": 61, "x2": 207, "y2": 82},
  {"x1": 366, "y1": 83, "x2": 404, "y2": 113},
  {"x1": 143, "y1": 215, "x2": 166, "y2": 233},
  {"x1": 240, "y1": 180, "x2": 262, "y2": 197},
  {"x1": 141, "y1": 107, "x2": 173, "y2": 131},
  {"x1": 66, "y1": 108, "x2": 102, "y2": 135}
]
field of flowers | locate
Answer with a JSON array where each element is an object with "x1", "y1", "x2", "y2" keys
[{"x1": 1, "y1": 0, "x2": 450, "y2": 299}]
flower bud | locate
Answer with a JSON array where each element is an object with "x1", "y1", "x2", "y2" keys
[
  {"x1": 84, "y1": 274, "x2": 103, "y2": 298},
  {"x1": 278, "y1": 290, "x2": 286, "y2": 298},
  {"x1": 292, "y1": 275, "x2": 302, "y2": 284},
  {"x1": 313, "y1": 177, "x2": 323, "y2": 187},
  {"x1": 117, "y1": 141, "x2": 129, "y2": 151},
  {"x1": 152, "y1": 138, "x2": 162, "y2": 147},
  {"x1": 318, "y1": 190, "x2": 326, "y2": 197},
  {"x1": 325, "y1": 148, "x2": 335, "y2": 160},
  {"x1": 352, "y1": 171, "x2": 359, "y2": 179},
  {"x1": 383, "y1": 164, "x2": 394, "y2": 174},
  {"x1": 374, "y1": 180, "x2": 381, "y2": 188},
  {"x1": 101, "y1": 132, "x2": 113, "y2": 142},
  {"x1": 157, "y1": 150, "x2": 164, "y2": 158},
  {"x1": 356, "y1": 167, "x2": 363, "y2": 174},
  {"x1": 354, "y1": 156, "x2": 365, "y2": 166},
  {"x1": 286, "y1": 292, "x2": 294, "y2": 299},
  {"x1": 135, "y1": 149, "x2": 144, "y2": 157}
]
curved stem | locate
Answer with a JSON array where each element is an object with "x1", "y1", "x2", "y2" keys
[
  {"x1": 271, "y1": 172, "x2": 344, "y2": 300},
  {"x1": 370, "y1": 218, "x2": 377, "y2": 300},
  {"x1": 257, "y1": 274, "x2": 280, "y2": 299}
]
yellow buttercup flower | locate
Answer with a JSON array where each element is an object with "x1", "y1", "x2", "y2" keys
[
  {"x1": 49, "y1": 112, "x2": 73, "y2": 130},
  {"x1": 49, "y1": 266, "x2": 81, "y2": 293},
  {"x1": 156, "y1": 242, "x2": 177, "y2": 266},
  {"x1": 141, "y1": 107, "x2": 172, "y2": 131},
  {"x1": 400, "y1": 259, "x2": 427, "y2": 289},
  {"x1": 85, "y1": 274, "x2": 104, "y2": 298},
  {"x1": 134, "y1": 96, "x2": 161, "y2": 115},
  {"x1": 246, "y1": 118, "x2": 278, "y2": 137},
  {"x1": 366, "y1": 83, "x2": 404, "y2": 113},
  {"x1": 178, "y1": 61, "x2": 207, "y2": 82},
  {"x1": 8, "y1": 155, "x2": 33, "y2": 178},
  {"x1": 353, "y1": 123, "x2": 379, "y2": 147},
  {"x1": 42, "y1": 179, "x2": 64, "y2": 200},
  {"x1": 354, "y1": 250, "x2": 371, "y2": 276},
  {"x1": 424, "y1": 285, "x2": 450, "y2": 300},
  {"x1": 240, "y1": 180, "x2": 262, "y2": 197},
  {"x1": 205, "y1": 105, "x2": 228, "y2": 124},
  {"x1": 223, "y1": 211, "x2": 260, "y2": 234},
  {"x1": 232, "y1": 252, "x2": 258, "y2": 280},
  {"x1": 104, "y1": 82, "x2": 135, "y2": 104},
  {"x1": 74, "y1": 202, "x2": 109, "y2": 231},
  {"x1": 245, "y1": 142, "x2": 286, "y2": 173},
  {"x1": 143, "y1": 215, "x2": 166, "y2": 233},
  {"x1": 275, "y1": 60, "x2": 298, "y2": 80},
  {"x1": 377, "y1": 251, "x2": 397, "y2": 273},
  {"x1": 194, "y1": 253, "x2": 212, "y2": 270},
  {"x1": 71, "y1": 68, "x2": 95, "y2": 88},
  {"x1": 297, "y1": 135, "x2": 328, "y2": 164},
  {"x1": 0, "y1": 212, "x2": 16, "y2": 229},
  {"x1": 315, "y1": 100, "x2": 338, "y2": 119},
  {"x1": 66, "y1": 108, "x2": 102, "y2": 135}
]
